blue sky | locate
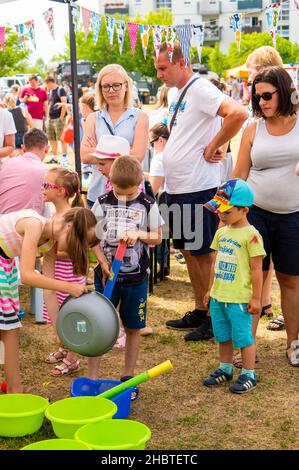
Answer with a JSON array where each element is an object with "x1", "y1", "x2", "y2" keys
[{"x1": 0, "y1": 0, "x2": 100, "y2": 63}]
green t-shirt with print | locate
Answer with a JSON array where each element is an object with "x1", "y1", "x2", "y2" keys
[{"x1": 210, "y1": 225, "x2": 266, "y2": 303}]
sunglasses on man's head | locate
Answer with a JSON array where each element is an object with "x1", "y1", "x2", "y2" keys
[
  {"x1": 149, "y1": 137, "x2": 159, "y2": 147},
  {"x1": 254, "y1": 90, "x2": 278, "y2": 102}
]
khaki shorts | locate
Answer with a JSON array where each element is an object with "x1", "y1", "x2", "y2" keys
[{"x1": 46, "y1": 117, "x2": 65, "y2": 141}]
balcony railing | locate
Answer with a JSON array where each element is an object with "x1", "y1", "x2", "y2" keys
[{"x1": 237, "y1": 0, "x2": 263, "y2": 10}]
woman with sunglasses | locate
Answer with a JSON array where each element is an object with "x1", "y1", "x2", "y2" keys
[
  {"x1": 232, "y1": 66, "x2": 299, "y2": 367},
  {"x1": 80, "y1": 64, "x2": 149, "y2": 210}
]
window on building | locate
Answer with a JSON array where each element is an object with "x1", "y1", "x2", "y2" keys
[
  {"x1": 156, "y1": 0, "x2": 172, "y2": 10},
  {"x1": 184, "y1": 19, "x2": 191, "y2": 24},
  {"x1": 277, "y1": 25, "x2": 289, "y2": 38}
]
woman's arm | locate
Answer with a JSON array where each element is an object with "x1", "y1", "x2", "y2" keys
[
  {"x1": 230, "y1": 123, "x2": 255, "y2": 180},
  {"x1": 149, "y1": 176, "x2": 165, "y2": 195},
  {"x1": 0, "y1": 134, "x2": 15, "y2": 158},
  {"x1": 80, "y1": 113, "x2": 101, "y2": 164},
  {"x1": 130, "y1": 111, "x2": 149, "y2": 162},
  {"x1": 23, "y1": 108, "x2": 33, "y2": 129}
]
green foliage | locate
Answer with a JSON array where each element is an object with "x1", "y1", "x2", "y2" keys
[
  {"x1": 0, "y1": 27, "x2": 29, "y2": 77},
  {"x1": 208, "y1": 43, "x2": 227, "y2": 76},
  {"x1": 22, "y1": 58, "x2": 48, "y2": 78}
]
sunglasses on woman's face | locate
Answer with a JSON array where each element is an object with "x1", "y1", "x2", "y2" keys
[
  {"x1": 254, "y1": 90, "x2": 277, "y2": 102},
  {"x1": 150, "y1": 137, "x2": 159, "y2": 147},
  {"x1": 41, "y1": 183, "x2": 68, "y2": 195}
]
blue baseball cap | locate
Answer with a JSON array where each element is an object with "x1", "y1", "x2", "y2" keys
[{"x1": 204, "y1": 179, "x2": 254, "y2": 213}]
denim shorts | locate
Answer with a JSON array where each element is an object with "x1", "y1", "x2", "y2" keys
[
  {"x1": 94, "y1": 270, "x2": 148, "y2": 330},
  {"x1": 166, "y1": 188, "x2": 218, "y2": 255},
  {"x1": 248, "y1": 205, "x2": 299, "y2": 275},
  {"x1": 210, "y1": 298, "x2": 254, "y2": 349}
]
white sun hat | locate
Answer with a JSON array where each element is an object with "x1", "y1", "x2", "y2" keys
[{"x1": 90, "y1": 134, "x2": 130, "y2": 159}]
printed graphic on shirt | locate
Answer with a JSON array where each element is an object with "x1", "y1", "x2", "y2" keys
[
  {"x1": 215, "y1": 237, "x2": 241, "y2": 284},
  {"x1": 168, "y1": 99, "x2": 187, "y2": 128}
]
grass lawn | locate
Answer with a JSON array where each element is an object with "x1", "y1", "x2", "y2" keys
[{"x1": 0, "y1": 257, "x2": 298, "y2": 451}]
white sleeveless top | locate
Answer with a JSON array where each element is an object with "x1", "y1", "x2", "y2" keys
[{"x1": 247, "y1": 117, "x2": 299, "y2": 214}]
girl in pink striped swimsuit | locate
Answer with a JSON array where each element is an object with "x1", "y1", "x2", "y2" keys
[
  {"x1": 41, "y1": 168, "x2": 87, "y2": 377},
  {"x1": 0, "y1": 207, "x2": 97, "y2": 393}
]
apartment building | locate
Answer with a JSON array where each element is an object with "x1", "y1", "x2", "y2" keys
[{"x1": 100, "y1": 1, "x2": 299, "y2": 52}]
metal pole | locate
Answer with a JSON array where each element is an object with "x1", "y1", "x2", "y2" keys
[{"x1": 67, "y1": 1, "x2": 81, "y2": 182}]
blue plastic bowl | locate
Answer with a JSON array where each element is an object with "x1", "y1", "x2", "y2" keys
[{"x1": 70, "y1": 378, "x2": 132, "y2": 419}]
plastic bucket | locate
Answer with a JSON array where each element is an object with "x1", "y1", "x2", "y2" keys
[
  {"x1": 75, "y1": 419, "x2": 151, "y2": 450},
  {"x1": 70, "y1": 378, "x2": 132, "y2": 419},
  {"x1": 0, "y1": 394, "x2": 48, "y2": 437},
  {"x1": 45, "y1": 396, "x2": 117, "y2": 439},
  {"x1": 21, "y1": 439, "x2": 90, "y2": 450}
]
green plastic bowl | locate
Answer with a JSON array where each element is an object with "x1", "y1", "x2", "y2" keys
[
  {"x1": 75, "y1": 419, "x2": 152, "y2": 450},
  {"x1": 45, "y1": 396, "x2": 117, "y2": 439},
  {"x1": 21, "y1": 439, "x2": 90, "y2": 450},
  {"x1": 0, "y1": 394, "x2": 49, "y2": 437}
]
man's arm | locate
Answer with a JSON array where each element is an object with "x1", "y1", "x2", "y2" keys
[
  {"x1": 204, "y1": 98, "x2": 247, "y2": 163},
  {"x1": 43, "y1": 100, "x2": 49, "y2": 119},
  {"x1": 0, "y1": 134, "x2": 15, "y2": 158}
]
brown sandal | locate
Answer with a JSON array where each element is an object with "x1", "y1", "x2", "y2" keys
[
  {"x1": 50, "y1": 358, "x2": 81, "y2": 377},
  {"x1": 233, "y1": 353, "x2": 259, "y2": 369},
  {"x1": 44, "y1": 347, "x2": 68, "y2": 364}
]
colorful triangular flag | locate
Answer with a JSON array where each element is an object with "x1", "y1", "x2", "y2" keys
[
  {"x1": 0, "y1": 26, "x2": 5, "y2": 51},
  {"x1": 176, "y1": 24, "x2": 193, "y2": 66},
  {"x1": 43, "y1": 8, "x2": 55, "y2": 40},
  {"x1": 127, "y1": 22, "x2": 139, "y2": 55},
  {"x1": 81, "y1": 7, "x2": 91, "y2": 40},
  {"x1": 115, "y1": 20, "x2": 126, "y2": 54},
  {"x1": 193, "y1": 24, "x2": 205, "y2": 63},
  {"x1": 25, "y1": 20, "x2": 36, "y2": 49},
  {"x1": 106, "y1": 16, "x2": 115, "y2": 47},
  {"x1": 139, "y1": 24, "x2": 151, "y2": 59},
  {"x1": 153, "y1": 25, "x2": 163, "y2": 59},
  {"x1": 91, "y1": 12, "x2": 102, "y2": 44}
]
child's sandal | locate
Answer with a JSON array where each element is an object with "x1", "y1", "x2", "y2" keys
[
  {"x1": 50, "y1": 359, "x2": 81, "y2": 376},
  {"x1": 44, "y1": 347, "x2": 68, "y2": 364},
  {"x1": 286, "y1": 340, "x2": 299, "y2": 367}
]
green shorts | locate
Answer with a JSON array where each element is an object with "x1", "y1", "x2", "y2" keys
[{"x1": 46, "y1": 117, "x2": 65, "y2": 141}]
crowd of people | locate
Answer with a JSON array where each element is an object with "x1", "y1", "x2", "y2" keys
[{"x1": 0, "y1": 43, "x2": 298, "y2": 396}]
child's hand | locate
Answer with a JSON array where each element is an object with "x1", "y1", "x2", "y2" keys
[
  {"x1": 100, "y1": 262, "x2": 111, "y2": 287},
  {"x1": 247, "y1": 298, "x2": 261, "y2": 315},
  {"x1": 68, "y1": 283, "x2": 88, "y2": 298},
  {"x1": 203, "y1": 291, "x2": 211, "y2": 309},
  {"x1": 120, "y1": 230, "x2": 139, "y2": 245}
]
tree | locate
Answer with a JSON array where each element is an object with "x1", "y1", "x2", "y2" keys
[
  {"x1": 208, "y1": 43, "x2": 227, "y2": 76},
  {"x1": 0, "y1": 27, "x2": 29, "y2": 76}
]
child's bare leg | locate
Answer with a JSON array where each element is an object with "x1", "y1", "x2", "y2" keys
[
  {"x1": 241, "y1": 343, "x2": 256, "y2": 371},
  {"x1": 219, "y1": 340, "x2": 234, "y2": 364},
  {"x1": 123, "y1": 327, "x2": 141, "y2": 377},
  {"x1": 87, "y1": 356, "x2": 101, "y2": 380},
  {"x1": 2, "y1": 329, "x2": 23, "y2": 393}
]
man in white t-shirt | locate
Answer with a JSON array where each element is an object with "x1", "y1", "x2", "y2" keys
[
  {"x1": 154, "y1": 42, "x2": 247, "y2": 341},
  {"x1": 0, "y1": 107, "x2": 16, "y2": 162}
]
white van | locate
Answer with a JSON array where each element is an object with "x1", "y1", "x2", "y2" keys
[{"x1": 0, "y1": 75, "x2": 30, "y2": 99}]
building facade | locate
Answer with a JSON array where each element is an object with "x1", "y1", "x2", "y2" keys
[{"x1": 100, "y1": 1, "x2": 299, "y2": 52}]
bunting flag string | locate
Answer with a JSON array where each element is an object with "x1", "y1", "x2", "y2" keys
[
  {"x1": 15, "y1": 23, "x2": 27, "y2": 49},
  {"x1": 71, "y1": 2, "x2": 81, "y2": 32},
  {"x1": 193, "y1": 24, "x2": 204, "y2": 63},
  {"x1": 81, "y1": 7, "x2": 91, "y2": 40},
  {"x1": 91, "y1": 12, "x2": 101, "y2": 44},
  {"x1": 175, "y1": 24, "x2": 193, "y2": 66},
  {"x1": 43, "y1": 8, "x2": 55, "y2": 40},
  {"x1": 115, "y1": 20, "x2": 126, "y2": 54},
  {"x1": 0, "y1": 26, "x2": 5, "y2": 50},
  {"x1": 165, "y1": 26, "x2": 176, "y2": 62}
]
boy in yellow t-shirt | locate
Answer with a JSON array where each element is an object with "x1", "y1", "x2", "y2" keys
[{"x1": 202, "y1": 179, "x2": 266, "y2": 394}]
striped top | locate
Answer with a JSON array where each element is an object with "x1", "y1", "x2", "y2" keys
[{"x1": 0, "y1": 209, "x2": 54, "y2": 258}]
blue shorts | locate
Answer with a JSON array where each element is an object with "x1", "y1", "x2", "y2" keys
[
  {"x1": 248, "y1": 205, "x2": 299, "y2": 275},
  {"x1": 166, "y1": 188, "x2": 218, "y2": 255},
  {"x1": 94, "y1": 271, "x2": 148, "y2": 330},
  {"x1": 210, "y1": 298, "x2": 254, "y2": 349}
]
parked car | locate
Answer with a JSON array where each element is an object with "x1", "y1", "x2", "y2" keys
[{"x1": 0, "y1": 75, "x2": 30, "y2": 99}]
